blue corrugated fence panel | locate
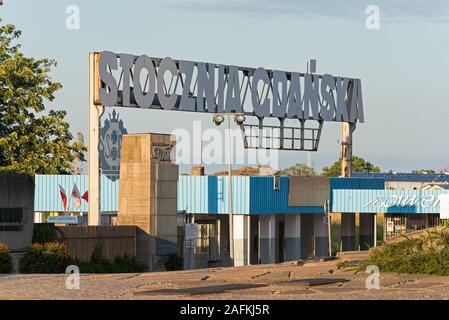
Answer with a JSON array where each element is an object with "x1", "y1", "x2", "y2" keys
[
  {"x1": 330, "y1": 177, "x2": 385, "y2": 190},
  {"x1": 34, "y1": 174, "x2": 118, "y2": 212},
  {"x1": 177, "y1": 176, "x2": 250, "y2": 214},
  {"x1": 332, "y1": 189, "x2": 449, "y2": 214},
  {"x1": 215, "y1": 176, "x2": 250, "y2": 214},
  {"x1": 100, "y1": 176, "x2": 119, "y2": 212},
  {"x1": 177, "y1": 175, "x2": 210, "y2": 213},
  {"x1": 330, "y1": 178, "x2": 385, "y2": 210}
]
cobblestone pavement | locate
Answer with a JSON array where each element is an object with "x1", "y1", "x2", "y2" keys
[{"x1": 1, "y1": 252, "x2": 449, "y2": 300}]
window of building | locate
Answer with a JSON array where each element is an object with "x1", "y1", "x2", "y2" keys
[
  {"x1": 0, "y1": 208, "x2": 25, "y2": 232},
  {"x1": 273, "y1": 176, "x2": 281, "y2": 191}
]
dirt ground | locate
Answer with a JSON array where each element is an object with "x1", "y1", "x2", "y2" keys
[{"x1": 1, "y1": 251, "x2": 449, "y2": 300}]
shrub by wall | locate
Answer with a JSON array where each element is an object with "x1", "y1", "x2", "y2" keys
[
  {"x1": 32, "y1": 224, "x2": 57, "y2": 244},
  {"x1": 19, "y1": 243, "x2": 145, "y2": 274},
  {"x1": 165, "y1": 254, "x2": 183, "y2": 271},
  {"x1": 76, "y1": 245, "x2": 145, "y2": 273},
  {"x1": 18, "y1": 242, "x2": 74, "y2": 273},
  {"x1": 0, "y1": 243, "x2": 13, "y2": 274}
]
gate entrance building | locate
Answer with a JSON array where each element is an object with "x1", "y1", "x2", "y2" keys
[{"x1": 34, "y1": 172, "x2": 449, "y2": 269}]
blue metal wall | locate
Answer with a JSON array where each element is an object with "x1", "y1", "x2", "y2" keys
[
  {"x1": 38, "y1": 175, "x2": 443, "y2": 216},
  {"x1": 332, "y1": 189, "x2": 448, "y2": 214},
  {"x1": 330, "y1": 177, "x2": 385, "y2": 190},
  {"x1": 329, "y1": 177, "x2": 385, "y2": 211},
  {"x1": 177, "y1": 176, "x2": 210, "y2": 214},
  {"x1": 177, "y1": 176, "x2": 250, "y2": 214},
  {"x1": 177, "y1": 176, "x2": 326, "y2": 215},
  {"x1": 34, "y1": 175, "x2": 118, "y2": 212}
]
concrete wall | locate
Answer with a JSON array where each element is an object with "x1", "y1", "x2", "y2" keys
[
  {"x1": 55, "y1": 225, "x2": 136, "y2": 261},
  {"x1": 118, "y1": 133, "x2": 178, "y2": 271},
  {"x1": 0, "y1": 174, "x2": 34, "y2": 252}
]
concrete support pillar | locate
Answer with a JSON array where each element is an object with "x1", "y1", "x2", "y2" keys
[
  {"x1": 359, "y1": 213, "x2": 375, "y2": 250},
  {"x1": 284, "y1": 215, "x2": 301, "y2": 261},
  {"x1": 88, "y1": 53, "x2": 103, "y2": 226},
  {"x1": 313, "y1": 215, "x2": 329, "y2": 257},
  {"x1": 341, "y1": 213, "x2": 356, "y2": 251},
  {"x1": 233, "y1": 214, "x2": 249, "y2": 266},
  {"x1": 340, "y1": 122, "x2": 356, "y2": 252},
  {"x1": 259, "y1": 215, "x2": 276, "y2": 264},
  {"x1": 341, "y1": 122, "x2": 356, "y2": 178}
]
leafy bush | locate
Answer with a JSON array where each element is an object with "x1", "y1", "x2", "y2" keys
[
  {"x1": 165, "y1": 254, "x2": 183, "y2": 271},
  {"x1": 0, "y1": 243, "x2": 13, "y2": 274},
  {"x1": 77, "y1": 245, "x2": 145, "y2": 273},
  {"x1": 112, "y1": 255, "x2": 145, "y2": 273},
  {"x1": 19, "y1": 243, "x2": 145, "y2": 274},
  {"x1": 19, "y1": 242, "x2": 74, "y2": 274},
  {"x1": 32, "y1": 224, "x2": 57, "y2": 243},
  {"x1": 361, "y1": 229, "x2": 449, "y2": 276}
]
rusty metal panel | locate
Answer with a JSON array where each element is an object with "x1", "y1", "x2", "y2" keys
[{"x1": 288, "y1": 176, "x2": 330, "y2": 206}]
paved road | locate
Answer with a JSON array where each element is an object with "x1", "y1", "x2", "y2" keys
[{"x1": 1, "y1": 252, "x2": 449, "y2": 300}]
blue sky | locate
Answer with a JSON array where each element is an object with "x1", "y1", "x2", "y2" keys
[{"x1": 1, "y1": 0, "x2": 449, "y2": 173}]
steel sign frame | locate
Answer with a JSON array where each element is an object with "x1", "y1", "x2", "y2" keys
[{"x1": 94, "y1": 51, "x2": 364, "y2": 124}]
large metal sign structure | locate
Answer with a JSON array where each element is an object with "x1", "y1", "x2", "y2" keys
[
  {"x1": 95, "y1": 51, "x2": 364, "y2": 124},
  {"x1": 88, "y1": 51, "x2": 365, "y2": 225}
]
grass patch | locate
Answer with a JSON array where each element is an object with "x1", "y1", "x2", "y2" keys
[{"x1": 360, "y1": 228, "x2": 449, "y2": 276}]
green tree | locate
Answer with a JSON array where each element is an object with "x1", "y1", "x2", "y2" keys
[
  {"x1": 412, "y1": 169, "x2": 435, "y2": 174},
  {"x1": 276, "y1": 163, "x2": 316, "y2": 176},
  {"x1": 0, "y1": 21, "x2": 85, "y2": 175},
  {"x1": 321, "y1": 156, "x2": 381, "y2": 177}
]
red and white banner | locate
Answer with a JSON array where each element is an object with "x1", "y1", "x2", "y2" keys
[
  {"x1": 59, "y1": 184, "x2": 68, "y2": 211},
  {"x1": 71, "y1": 183, "x2": 81, "y2": 209},
  {"x1": 82, "y1": 191, "x2": 88, "y2": 203}
]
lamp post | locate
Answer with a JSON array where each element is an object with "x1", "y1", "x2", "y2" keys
[
  {"x1": 213, "y1": 113, "x2": 245, "y2": 265},
  {"x1": 227, "y1": 114, "x2": 234, "y2": 263}
]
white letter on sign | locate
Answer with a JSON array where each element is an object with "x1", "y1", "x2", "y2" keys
[
  {"x1": 197, "y1": 62, "x2": 216, "y2": 113},
  {"x1": 158, "y1": 57, "x2": 179, "y2": 110},
  {"x1": 251, "y1": 67, "x2": 271, "y2": 118},
  {"x1": 119, "y1": 53, "x2": 134, "y2": 107},
  {"x1": 179, "y1": 60, "x2": 195, "y2": 111},
  {"x1": 225, "y1": 66, "x2": 242, "y2": 113},
  {"x1": 303, "y1": 74, "x2": 320, "y2": 120},
  {"x1": 272, "y1": 70, "x2": 288, "y2": 118},
  {"x1": 286, "y1": 72, "x2": 303, "y2": 119},
  {"x1": 320, "y1": 73, "x2": 336, "y2": 121},
  {"x1": 99, "y1": 51, "x2": 118, "y2": 107},
  {"x1": 133, "y1": 55, "x2": 156, "y2": 109}
]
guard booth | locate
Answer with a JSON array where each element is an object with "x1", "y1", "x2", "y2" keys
[{"x1": 183, "y1": 215, "x2": 221, "y2": 270}]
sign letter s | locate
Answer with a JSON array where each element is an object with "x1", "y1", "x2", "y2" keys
[{"x1": 99, "y1": 51, "x2": 118, "y2": 106}]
